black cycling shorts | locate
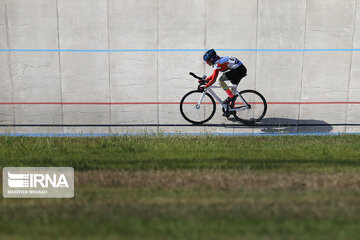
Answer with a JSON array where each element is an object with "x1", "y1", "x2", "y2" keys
[{"x1": 223, "y1": 64, "x2": 247, "y2": 85}]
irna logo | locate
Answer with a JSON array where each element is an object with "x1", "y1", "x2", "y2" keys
[
  {"x1": 3, "y1": 167, "x2": 74, "y2": 198},
  {"x1": 8, "y1": 172, "x2": 69, "y2": 188}
]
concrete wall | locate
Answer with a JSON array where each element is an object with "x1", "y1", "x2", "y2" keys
[{"x1": 0, "y1": 0, "x2": 359, "y2": 134}]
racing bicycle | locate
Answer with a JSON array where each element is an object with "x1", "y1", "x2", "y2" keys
[{"x1": 180, "y1": 72, "x2": 267, "y2": 124}]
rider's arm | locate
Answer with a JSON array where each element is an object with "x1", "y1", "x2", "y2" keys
[{"x1": 205, "y1": 69, "x2": 220, "y2": 88}]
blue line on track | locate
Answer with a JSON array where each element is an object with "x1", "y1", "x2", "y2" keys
[
  {"x1": 1, "y1": 49, "x2": 360, "y2": 52},
  {"x1": 1, "y1": 132, "x2": 360, "y2": 137}
]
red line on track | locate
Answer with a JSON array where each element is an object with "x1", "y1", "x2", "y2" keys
[
  {"x1": 268, "y1": 102, "x2": 360, "y2": 104},
  {"x1": 0, "y1": 102, "x2": 360, "y2": 105}
]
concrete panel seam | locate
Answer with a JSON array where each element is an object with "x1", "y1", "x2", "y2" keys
[
  {"x1": 297, "y1": 0, "x2": 308, "y2": 133},
  {"x1": 254, "y1": 0, "x2": 259, "y2": 92},
  {"x1": 345, "y1": 0, "x2": 358, "y2": 132},
  {"x1": 4, "y1": 0, "x2": 15, "y2": 132},
  {"x1": 107, "y1": 0, "x2": 112, "y2": 132},
  {"x1": 203, "y1": 0, "x2": 207, "y2": 75},
  {"x1": 56, "y1": 0, "x2": 64, "y2": 133},
  {"x1": 253, "y1": 0, "x2": 260, "y2": 135},
  {"x1": 203, "y1": 0, "x2": 206, "y2": 134},
  {"x1": 156, "y1": 0, "x2": 160, "y2": 133}
]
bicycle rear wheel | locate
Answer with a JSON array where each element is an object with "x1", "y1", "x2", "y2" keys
[
  {"x1": 231, "y1": 89, "x2": 267, "y2": 124},
  {"x1": 180, "y1": 90, "x2": 216, "y2": 124}
]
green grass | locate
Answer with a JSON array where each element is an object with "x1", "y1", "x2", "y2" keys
[
  {"x1": 1, "y1": 135, "x2": 360, "y2": 239},
  {"x1": 0, "y1": 135, "x2": 360, "y2": 170},
  {"x1": 2, "y1": 176, "x2": 360, "y2": 240}
]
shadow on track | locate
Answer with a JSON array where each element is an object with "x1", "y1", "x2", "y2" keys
[
  {"x1": 258, "y1": 117, "x2": 333, "y2": 133},
  {"x1": 226, "y1": 117, "x2": 333, "y2": 133}
]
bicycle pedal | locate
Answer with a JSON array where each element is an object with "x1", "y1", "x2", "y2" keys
[{"x1": 223, "y1": 108, "x2": 231, "y2": 118}]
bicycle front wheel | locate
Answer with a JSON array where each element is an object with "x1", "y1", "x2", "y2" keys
[
  {"x1": 180, "y1": 90, "x2": 216, "y2": 124},
  {"x1": 232, "y1": 89, "x2": 267, "y2": 124}
]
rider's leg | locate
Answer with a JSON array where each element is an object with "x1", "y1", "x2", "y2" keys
[
  {"x1": 219, "y1": 74, "x2": 235, "y2": 99},
  {"x1": 230, "y1": 85, "x2": 238, "y2": 95},
  {"x1": 226, "y1": 64, "x2": 247, "y2": 95}
]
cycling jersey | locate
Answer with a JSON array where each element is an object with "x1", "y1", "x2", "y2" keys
[
  {"x1": 205, "y1": 56, "x2": 243, "y2": 88},
  {"x1": 214, "y1": 56, "x2": 242, "y2": 72}
]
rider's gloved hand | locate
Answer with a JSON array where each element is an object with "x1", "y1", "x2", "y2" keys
[{"x1": 198, "y1": 75, "x2": 207, "y2": 89}]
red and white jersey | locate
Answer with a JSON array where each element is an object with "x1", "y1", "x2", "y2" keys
[
  {"x1": 204, "y1": 56, "x2": 243, "y2": 87},
  {"x1": 213, "y1": 56, "x2": 242, "y2": 72}
]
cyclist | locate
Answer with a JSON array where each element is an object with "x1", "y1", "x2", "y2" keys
[{"x1": 200, "y1": 49, "x2": 247, "y2": 105}]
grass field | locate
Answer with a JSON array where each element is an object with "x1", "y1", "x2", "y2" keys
[{"x1": 1, "y1": 135, "x2": 360, "y2": 239}]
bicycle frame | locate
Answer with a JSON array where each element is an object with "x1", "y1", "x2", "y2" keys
[{"x1": 198, "y1": 86, "x2": 250, "y2": 112}]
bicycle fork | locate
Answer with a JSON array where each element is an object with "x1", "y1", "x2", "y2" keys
[{"x1": 196, "y1": 92, "x2": 207, "y2": 109}]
